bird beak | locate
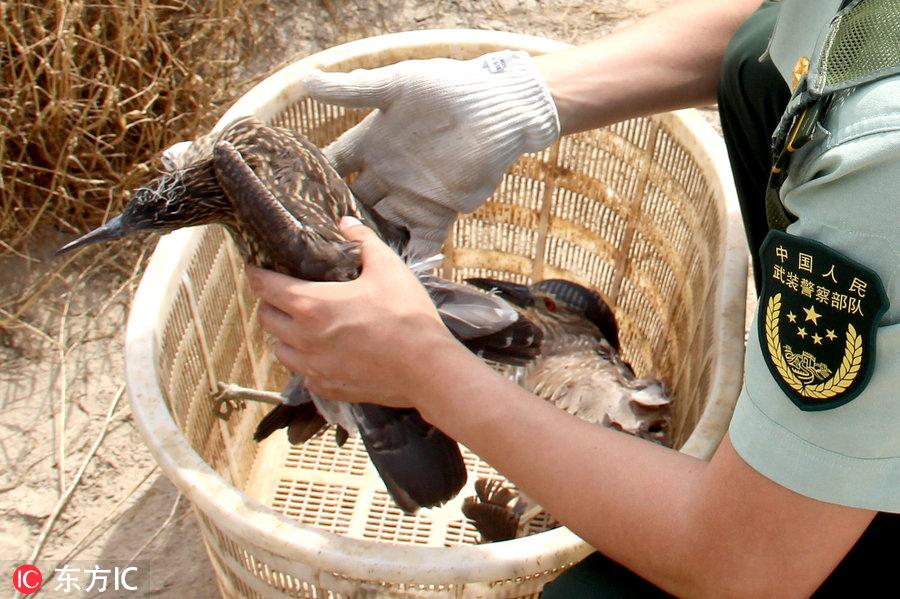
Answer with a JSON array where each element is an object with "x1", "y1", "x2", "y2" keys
[
  {"x1": 55, "y1": 214, "x2": 129, "y2": 255},
  {"x1": 465, "y1": 278, "x2": 534, "y2": 307}
]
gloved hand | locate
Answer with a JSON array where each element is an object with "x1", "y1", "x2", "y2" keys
[{"x1": 304, "y1": 50, "x2": 560, "y2": 255}]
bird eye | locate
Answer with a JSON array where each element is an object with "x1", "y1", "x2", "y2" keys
[{"x1": 543, "y1": 297, "x2": 557, "y2": 312}]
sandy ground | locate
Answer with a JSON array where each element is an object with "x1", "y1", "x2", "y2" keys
[{"x1": 0, "y1": 1, "x2": 751, "y2": 597}]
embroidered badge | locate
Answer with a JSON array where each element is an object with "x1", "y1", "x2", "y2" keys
[{"x1": 758, "y1": 230, "x2": 889, "y2": 411}]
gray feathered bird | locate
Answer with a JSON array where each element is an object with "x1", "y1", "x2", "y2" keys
[
  {"x1": 462, "y1": 277, "x2": 672, "y2": 540},
  {"x1": 466, "y1": 277, "x2": 671, "y2": 442},
  {"x1": 57, "y1": 116, "x2": 542, "y2": 512}
]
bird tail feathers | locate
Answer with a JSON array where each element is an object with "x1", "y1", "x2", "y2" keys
[
  {"x1": 351, "y1": 403, "x2": 467, "y2": 513},
  {"x1": 254, "y1": 402, "x2": 327, "y2": 444}
]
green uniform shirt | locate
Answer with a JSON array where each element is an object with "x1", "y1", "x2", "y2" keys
[{"x1": 729, "y1": 0, "x2": 900, "y2": 512}]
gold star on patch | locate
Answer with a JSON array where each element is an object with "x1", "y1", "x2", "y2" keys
[
  {"x1": 826, "y1": 329, "x2": 837, "y2": 341},
  {"x1": 797, "y1": 327, "x2": 808, "y2": 339},
  {"x1": 787, "y1": 311, "x2": 797, "y2": 323},
  {"x1": 812, "y1": 333, "x2": 823, "y2": 345},
  {"x1": 803, "y1": 305, "x2": 822, "y2": 325}
]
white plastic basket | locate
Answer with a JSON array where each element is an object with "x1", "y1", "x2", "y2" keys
[{"x1": 125, "y1": 30, "x2": 747, "y2": 598}]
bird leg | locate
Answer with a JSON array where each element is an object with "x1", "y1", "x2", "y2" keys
[{"x1": 213, "y1": 381, "x2": 284, "y2": 418}]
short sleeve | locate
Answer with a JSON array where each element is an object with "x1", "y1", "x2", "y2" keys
[{"x1": 729, "y1": 75, "x2": 900, "y2": 512}]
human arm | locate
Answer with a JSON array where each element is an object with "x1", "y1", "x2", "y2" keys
[
  {"x1": 247, "y1": 220, "x2": 875, "y2": 598},
  {"x1": 534, "y1": 0, "x2": 763, "y2": 134},
  {"x1": 408, "y1": 333, "x2": 873, "y2": 598}
]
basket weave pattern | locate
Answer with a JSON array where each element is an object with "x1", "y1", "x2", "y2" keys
[{"x1": 126, "y1": 31, "x2": 746, "y2": 598}]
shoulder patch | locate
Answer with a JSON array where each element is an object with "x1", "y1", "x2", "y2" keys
[{"x1": 758, "y1": 230, "x2": 889, "y2": 411}]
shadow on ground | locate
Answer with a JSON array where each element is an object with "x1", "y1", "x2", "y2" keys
[{"x1": 91, "y1": 475, "x2": 219, "y2": 599}]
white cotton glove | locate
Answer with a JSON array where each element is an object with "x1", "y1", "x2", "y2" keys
[{"x1": 304, "y1": 50, "x2": 560, "y2": 255}]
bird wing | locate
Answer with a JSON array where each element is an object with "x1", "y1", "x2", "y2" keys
[
  {"x1": 214, "y1": 117, "x2": 412, "y2": 279},
  {"x1": 350, "y1": 403, "x2": 467, "y2": 513},
  {"x1": 418, "y1": 274, "x2": 543, "y2": 365},
  {"x1": 222, "y1": 117, "x2": 354, "y2": 239},
  {"x1": 212, "y1": 129, "x2": 362, "y2": 281},
  {"x1": 261, "y1": 123, "x2": 412, "y2": 250},
  {"x1": 525, "y1": 351, "x2": 624, "y2": 422},
  {"x1": 255, "y1": 402, "x2": 328, "y2": 445},
  {"x1": 462, "y1": 478, "x2": 546, "y2": 542},
  {"x1": 462, "y1": 478, "x2": 522, "y2": 542},
  {"x1": 523, "y1": 349, "x2": 672, "y2": 446}
]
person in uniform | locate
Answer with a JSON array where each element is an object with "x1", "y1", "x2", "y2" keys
[{"x1": 248, "y1": 0, "x2": 899, "y2": 594}]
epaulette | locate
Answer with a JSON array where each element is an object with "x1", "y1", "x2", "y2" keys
[{"x1": 766, "y1": 0, "x2": 900, "y2": 230}]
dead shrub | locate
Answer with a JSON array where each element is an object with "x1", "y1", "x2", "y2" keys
[{"x1": 0, "y1": 0, "x2": 271, "y2": 254}]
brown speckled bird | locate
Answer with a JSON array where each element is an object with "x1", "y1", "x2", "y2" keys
[{"x1": 57, "y1": 116, "x2": 543, "y2": 513}]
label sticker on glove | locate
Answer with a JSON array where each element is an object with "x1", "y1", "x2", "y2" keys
[{"x1": 484, "y1": 55, "x2": 508, "y2": 74}]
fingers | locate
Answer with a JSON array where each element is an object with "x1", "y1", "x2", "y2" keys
[
  {"x1": 257, "y1": 302, "x2": 306, "y2": 347},
  {"x1": 339, "y1": 217, "x2": 405, "y2": 274},
  {"x1": 246, "y1": 220, "x2": 405, "y2": 310},
  {"x1": 247, "y1": 267, "x2": 315, "y2": 317},
  {"x1": 303, "y1": 68, "x2": 395, "y2": 110},
  {"x1": 259, "y1": 304, "x2": 327, "y2": 386},
  {"x1": 273, "y1": 340, "x2": 340, "y2": 401},
  {"x1": 272, "y1": 341, "x2": 310, "y2": 377}
]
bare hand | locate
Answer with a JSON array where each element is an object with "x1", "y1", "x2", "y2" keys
[{"x1": 247, "y1": 217, "x2": 459, "y2": 408}]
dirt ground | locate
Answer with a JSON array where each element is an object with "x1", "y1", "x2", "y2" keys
[{"x1": 0, "y1": 1, "x2": 742, "y2": 597}]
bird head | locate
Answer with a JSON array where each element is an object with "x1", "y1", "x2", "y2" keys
[
  {"x1": 530, "y1": 279, "x2": 619, "y2": 347},
  {"x1": 56, "y1": 162, "x2": 227, "y2": 255},
  {"x1": 464, "y1": 278, "x2": 535, "y2": 308},
  {"x1": 466, "y1": 277, "x2": 620, "y2": 351}
]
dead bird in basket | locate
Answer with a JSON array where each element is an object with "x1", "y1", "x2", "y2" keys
[
  {"x1": 462, "y1": 278, "x2": 672, "y2": 541},
  {"x1": 56, "y1": 116, "x2": 543, "y2": 513}
]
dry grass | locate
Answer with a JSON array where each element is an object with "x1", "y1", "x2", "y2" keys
[
  {"x1": 0, "y1": 0, "x2": 271, "y2": 256},
  {"x1": 0, "y1": 4, "x2": 271, "y2": 572}
]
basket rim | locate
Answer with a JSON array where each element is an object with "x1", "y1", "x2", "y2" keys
[{"x1": 125, "y1": 28, "x2": 746, "y2": 586}]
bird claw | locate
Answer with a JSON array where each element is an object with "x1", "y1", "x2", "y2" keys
[
  {"x1": 214, "y1": 382, "x2": 247, "y2": 419},
  {"x1": 212, "y1": 381, "x2": 287, "y2": 419}
]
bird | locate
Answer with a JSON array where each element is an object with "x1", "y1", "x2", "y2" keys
[
  {"x1": 56, "y1": 116, "x2": 543, "y2": 513},
  {"x1": 461, "y1": 277, "x2": 672, "y2": 541},
  {"x1": 466, "y1": 277, "x2": 671, "y2": 442}
]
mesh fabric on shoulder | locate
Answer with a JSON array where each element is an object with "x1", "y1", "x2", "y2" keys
[{"x1": 816, "y1": 0, "x2": 900, "y2": 93}]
